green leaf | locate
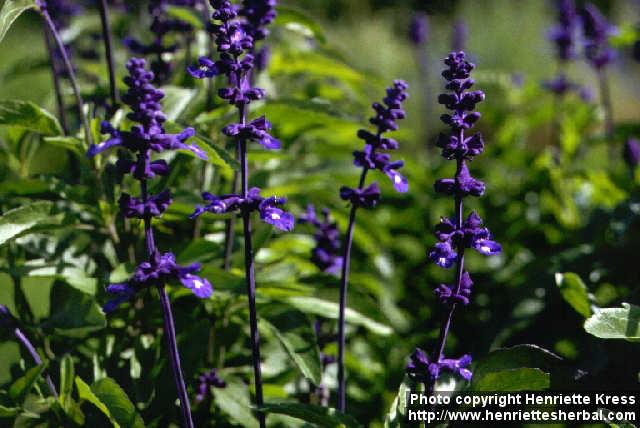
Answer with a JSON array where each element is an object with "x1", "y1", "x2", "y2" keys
[
  {"x1": 261, "y1": 402, "x2": 363, "y2": 428},
  {"x1": 0, "y1": 405, "x2": 20, "y2": 417},
  {"x1": 214, "y1": 378, "x2": 259, "y2": 428},
  {"x1": 0, "y1": 0, "x2": 36, "y2": 45},
  {"x1": 261, "y1": 308, "x2": 322, "y2": 385},
  {"x1": 165, "y1": 6, "x2": 203, "y2": 29},
  {"x1": 284, "y1": 296, "x2": 392, "y2": 336},
  {"x1": 384, "y1": 376, "x2": 415, "y2": 428},
  {"x1": 42, "y1": 136, "x2": 84, "y2": 155},
  {"x1": 275, "y1": 6, "x2": 326, "y2": 43},
  {"x1": 196, "y1": 133, "x2": 240, "y2": 171},
  {"x1": 161, "y1": 86, "x2": 197, "y2": 121},
  {"x1": 76, "y1": 377, "x2": 118, "y2": 427},
  {"x1": 45, "y1": 284, "x2": 106, "y2": 337},
  {"x1": 555, "y1": 272, "x2": 592, "y2": 318},
  {"x1": 472, "y1": 368, "x2": 550, "y2": 391},
  {"x1": 28, "y1": 266, "x2": 97, "y2": 296},
  {"x1": 471, "y1": 344, "x2": 573, "y2": 390},
  {"x1": 0, "y1": 99, "x2": 62, "y2": 135},
  {"x1": 59, "y1": 355, "x2": 74, "y2": 411},
  {"x1": 584, "y1": 303, "x2": 640, "y2": 342},
  {"x1": 90, "y1": 378, "x2": 145, "y2": 428},
  {"x1": 9, "y1": 365, "x2": 45, "y2": 403},
  {"x1": 0, "y1": 201, "x2": 59, "y2": 247}
]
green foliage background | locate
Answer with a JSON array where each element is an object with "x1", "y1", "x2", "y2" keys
[{"x1": 0, "y1": 0, "x2": 639, "y2": 426}]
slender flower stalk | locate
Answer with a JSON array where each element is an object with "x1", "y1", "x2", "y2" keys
[
  {"x1": 88, "y1": 58, "x2": 212, "y2": 428},
  {"x1": 187, "y1": 2, "x2": 283, "y2": 426},
  {"x1": 337, "y1": 80, "x2": 409, "y2": 411},
  {"x1": 407, "y1": 52, "x2": 501, "y2": 394},
  {"x1": 97, "y1": 0, "x2": 120, "y2": 109},
  {"x1": 1, "y1": 305, "x2": 58, "y2": 399},
  {"x1": 36, "y1": 1, "x2": 93, "y2": 146},
  {"x1": 42, "y1": 28, "x2": 68, "y2": 134}
]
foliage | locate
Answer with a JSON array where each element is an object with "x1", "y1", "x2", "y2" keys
[{"x1": 0, "y1": 0, "x2": 639, "y2": 427}]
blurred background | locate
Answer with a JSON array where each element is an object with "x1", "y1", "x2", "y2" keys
[{"x1": 0, "y1": 0, "x2": 639, "y2": 426}]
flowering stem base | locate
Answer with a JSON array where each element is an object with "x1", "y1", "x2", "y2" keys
[{"x1": 158, "y1": 285, "x2": 194, "y2": 428}]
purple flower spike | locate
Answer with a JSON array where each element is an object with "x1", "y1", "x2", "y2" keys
[
  {"x1": 623, "y1": 138, "x2": 640, "y2": 170},
  {"x1": 299, "y1": 206, "x2": 343, "y2": 275},
  {"x1": 408, "y1": 51, "x2": 497, "y2": 392},
  {"x1": 409, "y1": 12, "x2": 428, "y2": 46}
]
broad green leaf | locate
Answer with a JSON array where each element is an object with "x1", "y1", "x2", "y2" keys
[
  {"x1": 161, "y1": 86, "x2": 197, "y2": 121},
  {"x1": 45, "y1": 284, "x2": 106, "y2": 337},
  {"x1": 584, "y1": 303, "x2": 640, "y2": 342},
  {"x1": 471, "y1": 344, "x2": 573, "y2": 389},
  {"x1": 473, "y1": 368, "x2": 550, "y2": 391},
  {"x1": 196, "y1": 133, "x2": 240, "y2": 170},
  {"x1": 165, "y1": 6, "x2": 203, "y2": 29},
  {"x1": 555, "y1": 272, "x2": 592, "y2": 318},
  {"x1": 76, "y1": 377, "x2": 118, "y2": 427},
  {"x1": 261, "y1": 402, "x2": 362, "y2": 428},
  {"x1": 0, "y1": 99, "x2": 62, "y2": 135},
  {"x1": 42, "y1": 136, "x2": 84, "y2": 155},
  {"x1": 28, "y1": 266, "x2": 97, "y2": 295},
  {"x1": 214, "y1": 378, "x2": 259, "y2": 428},
  {"x1": 21, "y1": 276, "x2": 54, "y2": 320},
  {"x1": 261, "y1": 309, "x2": 322, "y2": 385},
  {"x1": 285, "y1": 296, "x2": 392, "y2": 336},
  {"x1": 275, "y1": 6, "x2": 326, "y2": 43},
  {"x1": 0, "y1": 202, "x2": 59, "y2": 247},
  {"x1": 0, "y1": 342, "x2": 21, "y2": 385},
  {"x1": 0, "y1": 0, "x2": 36, "y2": 45},
  {"x1": 90, "y1": 378, "x2": 144, "y2": 428},
  {"x1": 9, "y1": 365, "x2": 45, "y2": 403}
]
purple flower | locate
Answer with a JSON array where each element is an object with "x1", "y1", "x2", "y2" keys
[
  {"x1": 299, "y1": 205, "x2": 343, "y2": 275},
  {"x1": 191, "y1": 187, "x2": 294, "y2": 232},
  {"x1": 340, "y1": 183, "x2": 381, "y2": 209},
  {"x1": 428, "y1": 241, "x2": 457, "y2": 268},
  {"x1": 119, "y1": 190, "x2": 172, "y2": 219},
  {"x1": 409, "y1": 12, "x2": 428, "y2": 46},
  {"x1": 623, "y1": 138, "x2": 640, "y2": 169},
  {"x1": 196, "y1": 368, "x2": 226, "y2": 403},
  {"x1": 581, "y1": 3, "x2": 616, "y2": 69},
  {"x1": 549, "y1": 0, "x2": 578, "y2": 61},
  {"x1": 406, "y1": 348, "x2": 473, "y2": 383},
  {"x1": 542, "y1": 73, "x2": 576, "y2": 96},
  {"x1": 187, "y1": 56, "x2": 219, "y2": 79},
  {"x1": 240, "y1": 0, "x2": 277, "y2": 41},
  {"x1": 104, "y1": 251, "x2": 212, "y2": 312},
  {"x1": 434, "y1": 162, "x2": 485, "y2": 197},
  {"x1": 223, "y1": 116, "x2": 280, "y2": 150},
  {"x1": 435, "y1": 271, "x2": 473, "y2": 305}
]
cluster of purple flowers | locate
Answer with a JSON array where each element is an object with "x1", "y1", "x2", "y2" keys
[
  {"x1": 125, "y1": 0, "x2": 197, "y2": 83},
  {"x1": 195, "y1": 368, "x2": 226, "y2": 402},
  {"x1": 408, "y1": 12, "x2": 428, "y2": 46},
  {"x1": 340, "y1": 80, "x2": 409, "y2": 208},
  {"x1": 298, "y1": 205, "x2": 343, "y2": 275},
  {"x1": 190, "y1": 187, "x2": 294, "y2": 231},
  {"x1": 408, "y1": 52, "x2": 501, "y2": 389},
  {"x1": 88, "y1": 58, "x2": 212, "y2": 312}
]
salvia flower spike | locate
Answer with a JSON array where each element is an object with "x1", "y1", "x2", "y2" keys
[
  {"x1": 1, "y1": 305, "x2": 58, "y2": 398},
  {"x1": 408, "y1": 52, "x2": 501, "y2": 393},
  {"x1": 298, "y1": 205, "x2": 343, "y2": 275},
  {"x1": 88, "y1": 58, "x2": 211, "y2": 428},
  {"x1": 337, "y1": 80, "x2": 408, "y2": 412},
  {"x1": 187, "y1": 2, "x2": 284, "y2": 426}
]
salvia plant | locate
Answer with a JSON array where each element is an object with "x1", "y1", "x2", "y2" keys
[
  {"x1": 187, "y1": 1, "x2": 287, "y2": 426},
  {"x1": 337, "y1": 80, "x2": 409, "y2": 411},
  {"x1": 88, "y1": 57, "x2": 212, "y2": 427},
  {"x1": 407, "y1": 52, "x2": 501, "y2": 393},
  {"x1": 2, "y1": 1, "x2": 640, "y2": 427}
]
